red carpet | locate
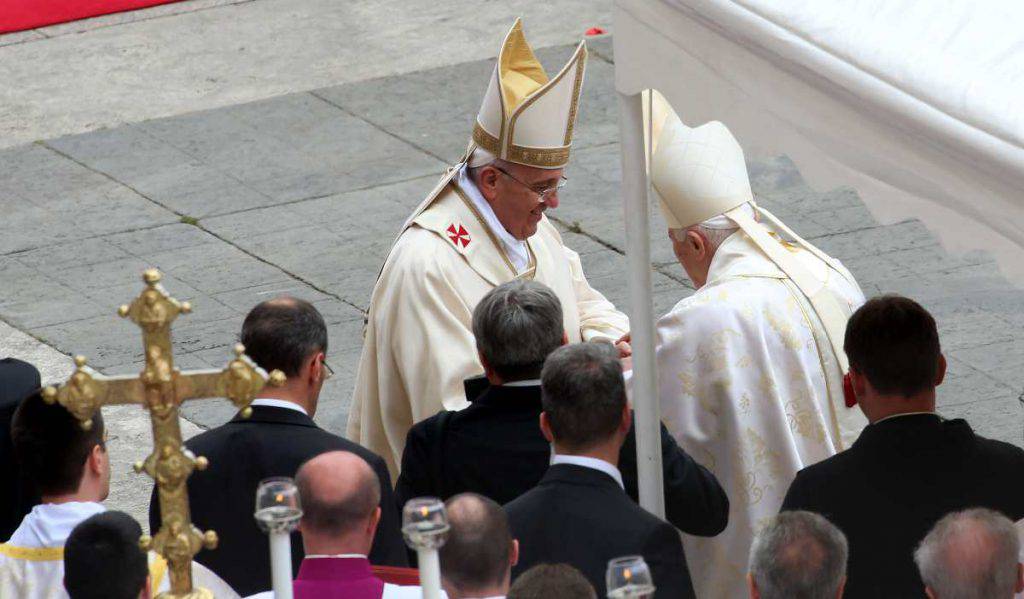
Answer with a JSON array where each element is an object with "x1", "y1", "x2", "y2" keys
[{"x1": 1, "y1": 0, "x2": 185, "y2": 34}]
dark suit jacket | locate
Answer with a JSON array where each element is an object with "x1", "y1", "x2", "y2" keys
[
  {"x1": 149, "y1": 405, "x2": 407, "y2": 596},
  {"x1": 395, "y1": 380, "x2": 728, "y2": 536},
  {"x1": 506, "y1": 464, "x2": 695, "y2": 598},
  {"x1": 0, "y1": 358, "x2": 41, "y2": 540},
  {"x1": 781, "y1": 414, "x2": 1024, "y2": 599}
]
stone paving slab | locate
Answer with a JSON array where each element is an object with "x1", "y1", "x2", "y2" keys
[{"x1": 2, "y1": 37, "x2": 1023, "y2": 460}]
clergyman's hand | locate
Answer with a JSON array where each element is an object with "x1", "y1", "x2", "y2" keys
[{"x1": 615, "y1": 332, "x2": 632, "y2": 358}]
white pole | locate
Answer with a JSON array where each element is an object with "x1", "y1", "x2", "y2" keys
[
  {"x1": 616, "y1": 89, "x2": 665, "y2": 519},
  {"x1": 417, "y1": 548, "x2": 442, "y2": 599},
  {"x1": 269, "y1": 531, "x2": 294, "y2": 599}
]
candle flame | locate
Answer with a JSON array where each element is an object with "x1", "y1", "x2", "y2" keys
[
  {"x1": 624, "y1": 568, "x2": 632, "y2": 581},
  {"x1": 420, "y1": 506, "x2": 430, "y2": 517},
  {"x1": 275, "y1": 493, "x2": 284, "y2": 502}
]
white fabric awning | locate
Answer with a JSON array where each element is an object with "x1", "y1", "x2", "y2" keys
[{"x1": 614, "y1": 0, "x2": 1024, "y2": 281}]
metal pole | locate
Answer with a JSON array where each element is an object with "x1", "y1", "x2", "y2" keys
[{"x1": 617, "y1": 90, "x2": 665, "y2": 519}]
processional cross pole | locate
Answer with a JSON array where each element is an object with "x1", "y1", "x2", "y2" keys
[{"x1": 42, "y1": 269, "x2": 286, "y2": 599}]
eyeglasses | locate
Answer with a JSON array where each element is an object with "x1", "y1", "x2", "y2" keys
[
  {"x1": 491, "y1": 166, "x2": 567, "y2": 204},
  {"x1": 321, "y1": 359, "x2": 334, "y2": 381}
]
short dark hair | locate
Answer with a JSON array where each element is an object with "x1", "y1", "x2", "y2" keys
[
  {"x1": 240, "y1": 297, "x2": 328, "y2": 377},
  {"x1": 472, "y1": 280, "x2": 564, "y2": 381},
  {"x1": 440, "y1": 493, "x2": 512, "y2": 592},
  {"x1": 843, "y1": 295, "x2": 941, "y2": 397},
  {"x1": 11, "y1": 391, "x2": 105, "y2": 496},
  {"x1": 64, "y1": 511, "x2": 148, "y2": 599},
  {"x1": 295, "y1": 453, "x2": 380, "y2": 538},
  {"x1": 508, "y1": 563, "x2": 596, "y2": 599},
  {"x1": 541, "y1": 342, "x2": 626, "y2": 450}
]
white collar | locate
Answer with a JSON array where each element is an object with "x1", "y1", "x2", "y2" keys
[
  {"x1": 550, "y1": 454, "x2": 625, "y2": 490},
  {"x1": 305, "y1": 554, "x2": 366, "y2": 559},
  {"x1": 250, "y1": 398, "x2": 308, "y2": 416},
  {"x1": 457, "y1": 165, "x2": 529, "y2": 273},
  {"x1": 873, "y1": 411, "x2": 937, "y2": 425},
  {"x1": 7, "y1": 501, "x2": 106, "y2": 547},
  {"x1": 502, "y1": 379, "x2": 541, "y2": 387}
]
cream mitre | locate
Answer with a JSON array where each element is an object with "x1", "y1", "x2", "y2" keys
[{"x1": 469, "y1": 18, "x2": 587, "y2": 170}]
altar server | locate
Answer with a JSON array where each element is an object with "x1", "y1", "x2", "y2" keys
[
  {"x1": 640, "y1": 94, "x2": 867, "y2": 598},
  {"x1": 1, "y1": 391, "x2": 237, "y2": 599},
  {"x1": 348, "y1": 19, "x2": 628, "y2": 473}
]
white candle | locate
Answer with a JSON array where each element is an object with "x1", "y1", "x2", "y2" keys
[
  {"x1": 269, "y1": 531, "x2": 293, "y2": 599},
  {"x1": 417, "y1": 548, "x2": 442, "y2": 599}
]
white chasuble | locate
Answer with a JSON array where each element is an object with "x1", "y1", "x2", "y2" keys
[
  {"x1": 655, "y1": 231, "x2": 867, "y2": 599},
  {"x1": 348, "y1": 173, "x2": 629, "y2": 475}
]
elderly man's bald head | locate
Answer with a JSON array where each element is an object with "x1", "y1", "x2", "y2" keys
[
  {"x1": 441, "y1": 493, "x2": 514, "y2": 594},
  {"x1": 296, "y1": 451, "x2": 380, "y2": 538}
]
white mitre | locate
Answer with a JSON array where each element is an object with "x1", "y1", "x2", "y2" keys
[
  {"x1": 647, "y1": 92, "x2": 752, "y2": 229},
  {"x1": 468, "y1": 18, "x2": 587, "y2": 170}
]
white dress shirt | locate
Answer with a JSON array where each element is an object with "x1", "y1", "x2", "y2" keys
[
  {"x1": 250, "y1": 398, "x2": 308, "y2": 416},
  {"x1": 550, "y1": 454, "x2": 625, "y2": 490},
  {"x1": 457, "y1": 165, "x2": 530, "y2": 273}
]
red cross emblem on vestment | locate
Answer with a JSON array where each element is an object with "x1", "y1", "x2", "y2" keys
[{"x1": 446, "y1": 223, "x2": 471, "y2": 248}]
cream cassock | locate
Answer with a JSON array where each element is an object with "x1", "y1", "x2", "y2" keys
[
  {"x1": 645, "y1": 94, "x2": 868, "y2": 598},
  {"x1": 347, "y1": 20, "x2": 628, "y2": 475}
]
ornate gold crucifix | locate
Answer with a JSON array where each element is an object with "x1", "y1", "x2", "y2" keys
[{"x1": 43, "y1": 269, "x2": 285, "y2": 598}]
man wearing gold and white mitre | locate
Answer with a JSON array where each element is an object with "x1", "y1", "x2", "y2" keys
[
  {"x1": 347, "y1": 20, "x2": 629, "y2": 475},
  {"x1": 641, "y1": 96, "x2": 868, "y2": 598}
]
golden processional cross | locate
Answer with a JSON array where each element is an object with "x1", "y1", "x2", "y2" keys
[{"x1": 42, "y1": 269, "x2": 286, "y2": 599}]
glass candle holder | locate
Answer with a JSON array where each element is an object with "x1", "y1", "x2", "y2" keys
[
  {"x1": 401, "y1": 497, "x2": 449, "y2": 550},
  {"x1": 606, "y1": 555, "x2": 656, "y2": 599},
  {"x1": 254, "y1": 477, "x2": 302, "y2": 534}
]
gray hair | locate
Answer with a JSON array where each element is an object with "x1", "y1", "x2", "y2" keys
[
  {"x1": 472, "y1": 280, "x2": 564, "y2": 381},
  {"x1": 914, "y1": 508, "x2": 1021, "y2": 599},
  {"x1": 670, "y1": 223, "x2": 738, "y2": 253},
  {"x1": 749, "y1": 511, "x2": 848, "y2": 599}
]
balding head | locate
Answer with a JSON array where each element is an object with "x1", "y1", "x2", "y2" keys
[
  {"x1": 441, "y1": 493, "x2": 516, "y2": 598},
  {"x1": 749, "y1": 511, "x2": 848, "y2": 599},
  {"x1": 915, "y1": 508, "x2": 1023, "y2": 599},
  {"x1": 296, "y1": 451, "x2": 381, "y2": 554},
  {"x1": 241, "y1": 295, "x2": 327, "y2": 377}
]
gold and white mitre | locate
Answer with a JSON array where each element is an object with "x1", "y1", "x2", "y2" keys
[
  {"x1": 469, "y1": 18, "x2": 586, "y2": 169},
  {"x1": 649, "y1": 91, "x2": 858, "y2": 373}
]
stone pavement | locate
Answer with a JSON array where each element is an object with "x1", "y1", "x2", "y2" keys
[{"x1": 2, "y1": 37, "x2": 1023, "y2": 519}]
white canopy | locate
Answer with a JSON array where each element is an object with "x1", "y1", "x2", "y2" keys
[{"x1": 613, "y1": 0, "x2": 1024, "y2": 515}]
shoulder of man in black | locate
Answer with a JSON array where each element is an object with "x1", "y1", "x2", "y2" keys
[
  {"x1": 149, "y1": 406, "x2": 407, "y2": 582},
  {"x1": 395, "y1": 409, "x2": 451, "y2": 510},
  {"x1": 620, "y1": 414, "x2": 729, "y2": 536}
]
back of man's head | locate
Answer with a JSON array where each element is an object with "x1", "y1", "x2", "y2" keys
[
  {"x1": 440, "y1": 493, "x2": 515, "y2": 597},
  {"x1": 508, "y1": 563, "x2": 596, "y2": 599},
  {"x1": 914, "y1": 508, "x2": 1023, "y2": 599},
  {"x1": 11, "y1": 390, "x2": 105, "y2": 498},
  {"x1": 748, "y1": 511, "x2": 848, "y2": 599},
  {"x1": 295, "y1": 451, "x2": 380, "y2": 554},
  {"x1": 541, "y1": 342, "x2": 626, "y2": 451},
  {"x1": 844, "y1": 295, "x2": 941, "y2": 397},
  {"x1": 472, "y1": 280, "x2": 564, "y2": 381},
  {"x1": 241, "y1": 296, "x2": 327, "y2": 377},
  {"x1": 64, "y1": 511, "x2": 148, "y2": 599}
]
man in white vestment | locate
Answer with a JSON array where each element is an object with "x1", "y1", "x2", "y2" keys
[
  {"x1": 348, "y1": 19, "x2": 629, "y2": 474},
  {"x1": 0, "y1": 392, "x2": 238, "y2": 599},
  {"x1": 638, "y1": 95, "x2": 868, "y2": 598}
]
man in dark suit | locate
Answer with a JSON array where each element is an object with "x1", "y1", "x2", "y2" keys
[
  {"x1": 396, "y1": 280, "x2": 728, "y2": 536},
  {"x1": 781, "y1": 295, "x2": 1024, "y2": 598},
  {"x1": 0, "y1": 357, "x2": 41, "y2": 539},
  {"x1": 149, "y1": 298, "x2": 406, "y2": 596},
  {"x1": 505, "y1": 342, "x2": 696, "y2": 598}
]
